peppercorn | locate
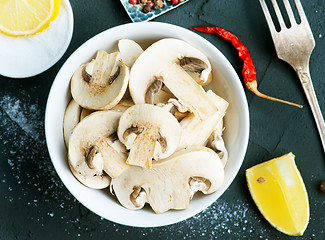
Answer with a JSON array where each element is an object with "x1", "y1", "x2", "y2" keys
[
  {"x1": 142, "y1": 4, "x2": 152, "y2": 13},
  {"x1": 320, "y1": 180, "x2": 325, "y2": 193},
  {"x1": 153, "y1": 0, "x2": 163, "y2": 9}
]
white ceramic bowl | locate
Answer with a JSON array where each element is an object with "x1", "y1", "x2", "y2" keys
[{"x1": 45, "y1": 22, "x2": 249, "y2": 227}]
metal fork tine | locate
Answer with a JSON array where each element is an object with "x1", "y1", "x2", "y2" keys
[
  {"x1": 259, "y1": 0, "x2": 277, "y2": 34},
  {"x1": 294, "y1": 0, "x2": 308, "y2": 24},
  {"x1": 270, "y1": 0, "x2": 286, "y2": 29},
  {"x1": 283, "y1": 0, "x2": 297, "y2": 25}
]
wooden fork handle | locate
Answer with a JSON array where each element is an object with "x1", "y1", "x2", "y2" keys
[{"x1": 297, "y1": 67, "x2": 325, "y2": 153}]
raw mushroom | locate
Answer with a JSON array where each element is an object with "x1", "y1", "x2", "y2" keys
[
  {"x1": 207, "y1": 120, "x2": 228, "y2": 167},
  {"x1": 160, "y1": 98, "x2": 189, "y2": 122},
  {"x1": 71, "y1": 50, "x2": 129, "y2": 110},
  {"x1": 180, "y1": 56, "x2": 212, "y2": 86},
  {"x1": 178, "y1": 90, "x2": 229, "y2": 150},
  {"x1": 63, "y1": 99, "x2": 82, "y2": 149},
  {"x1": 68, "y1": 162, "x2": 111, "y2": 189},
  {"x1": 68, "y1": 110, "x2": 129, "y2": 189},
  {"x1": 118, "y1": 39, "x2": 144, "y2": 67},
  {"x1": 111, "y1": 146, "x2": 224, "y2": 213},
  {"x1": 117, "y1": 104, "x2": 181, "y2": 169},
  {"x1": 152, "y1": 88, "x2": 175, "y2": 105},
  {"x1": 111, "y1": 98, "x2": 134, "y2": 112},
  {"x1": 80, "y1": 108, "x2": 93, "y2": 121},
  {"x1": 129, "y1": 38, "x2": 217, "y2": 120}
]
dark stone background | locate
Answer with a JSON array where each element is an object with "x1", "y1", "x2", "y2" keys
[{"x1": 0, "y1": 0, "x2": 324, "y2": 239}]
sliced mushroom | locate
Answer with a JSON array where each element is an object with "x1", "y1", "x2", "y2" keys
[
  {"x1": 111, "y1": 146, "x2": 224, "y2": 213},
  {"x1": 68, "y1": 161, "x2": 111, "y2": 189},
  {"x1": 179, "y1": 57, "x2": 212, "y2": 86},
  {"x1": 159, "y1": 98, "x2": 189, "y2": 122},
  {"x1": 153, "y1": 88, "x2": 174, "y2": 105},
  {"x1": 178, "y1": 90, "x2": 229, "y2": 150},
  {"x1": 63, "y1": 99, "x2": 82, "y2": 149},
  {"x1": 118, "y1": 39, "x2": 144, "y2": 68},
  {"x1": 80, "y1": 108, "x2": 94, "y2": 121},
  {"x1": 71, "y1": 50, "x2": 129, "y2": 110},
  {"x1": 129, "y1": 38, "x2": 217, "y2": 121},
  {"x1": 207, "y1": 119, "x2": 228, "y2": 167},
  {"x1": 111, "y1": 98, "x2": 134, "y2": 112},
  {"x1": 117, "y1": 104, "x2": 181, "y2": 169},
  {"x1": 68, "y1": 110, "x2": 129, "y2": 189}
]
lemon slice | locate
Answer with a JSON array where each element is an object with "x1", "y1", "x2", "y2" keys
[
  {"x1": 0, "y1": 0, "x2": 61, "y2": 37},
  {"x1": 246, "y1": 153, "x2": 309, "y2": 236}
]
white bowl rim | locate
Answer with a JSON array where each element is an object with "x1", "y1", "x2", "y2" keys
[{"x1": 45, "y1": 22, "x2": 250, "y2": 228}]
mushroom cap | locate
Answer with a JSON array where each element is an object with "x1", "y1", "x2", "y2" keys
[
  {"x1": 129, "y1": 38, "x2": 216, "y2": 120},
  {"x1": 68, "y1": 161, "x2": 111, "y2": 189},
  {"x1": 71, "y1": 50, "x2": 129, "y2": 110},
  {"x1": 111, "y1": 146, "x2": 225, "y2": 213},
  {"x1": 68, "y1": 110, "x2": 128, "y2": 188},
  {"x1": 118, "y1": 39, "x2": 144, "y2": 67},
  {"x1": 117, "y1": 103, "x2": 181, "y2": 168}
]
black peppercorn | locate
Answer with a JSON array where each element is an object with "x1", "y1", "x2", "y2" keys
[
  {"x1": 142, "y1": 4, "x2": 152, "y2": 13},
  {"x1": 320, "y1": 180, "x2": 325, "y2": 193}
]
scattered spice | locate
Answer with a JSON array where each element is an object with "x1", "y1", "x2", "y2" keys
[
  {"x1": 320, "y1": 180, "x2": 325, "y2": 193},
  {"x1": 190, "y1": 26, "x2": 303, "y2": 108},
  {"x1": 129, "y1": 0, "x2": 185, "y2": 13},
  {"x1": 257, "y1": 177, "x2": 266, "y2": 183}
]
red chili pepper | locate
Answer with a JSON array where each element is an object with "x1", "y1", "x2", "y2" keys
[{"x1": 191, "y1": 26, "x2": 303, "y2": 108}]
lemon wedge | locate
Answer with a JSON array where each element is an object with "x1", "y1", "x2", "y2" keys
[
  {"x1": 0, "y1": 0, "x2": 61, "y2": 37},
  {"x1": 246, "y1": 152, "x2": 309, "y2": 236}
]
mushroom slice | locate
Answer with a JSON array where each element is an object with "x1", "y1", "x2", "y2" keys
[
  {"x1": 68, "y1": 110, "x2": 129, "y2": 189},
  {"x1": 68, "y1": 161, "x2": 111, "y2": 189},
  {"x1": 178, "y1": 90, "x2": 229, "y2": 150},
  {"x1": 111, "y1": 146, "x2": 224, "y2": 213},
  {"x1": 111, "y1": 98, "x2": 134, "y2": 112},
  {"x1": 207, "y1": 119, "x2": 228, "y2": 167},
  {"x1": 129, "y1": 38, "x2": 217, "y2": 121},
  {"x1": 118, "y1": 39, "x2": 144, "y2": 68},
  {"x1": 71, "y1": 50, "x2": 129, "y2": 110},
  {"x1": 153, "y1": 88, "x2": 174, "y2": 105},
  {"x1": 179, "y1": 57, "x2": 213, "y2": 86},
  {"x1": 80, "y1": 108, "x2": 94, "y2": 121},
  {"x1": 63, "y1": 99, "x2": 82, "y2": 149},
  {"x1": 117, "y1": 104, "x2": 181, "y2": 169}
]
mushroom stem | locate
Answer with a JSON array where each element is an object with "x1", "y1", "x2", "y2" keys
[{"x1": 126, "y1": 128, "x2": 158, "y2": 169}]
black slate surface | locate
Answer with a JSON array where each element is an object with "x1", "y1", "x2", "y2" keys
[{"x1": 0, "y1": 0, "x2": 324, "y2": 239}]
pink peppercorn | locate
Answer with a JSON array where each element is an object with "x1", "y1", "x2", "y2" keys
[
  {"x1": 147, "y1": 1, "x2": 154, "y2": 7},
  {"x1": 129, "y1": 0, "x2": 137, "y2": 4},
  {"x1": 172, "y1": 0, "x2": 179, "y2": 4}
]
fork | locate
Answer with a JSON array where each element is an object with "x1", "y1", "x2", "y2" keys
[{"x1": 258, "y1": 0, "x2": 325, "y2": 153}]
